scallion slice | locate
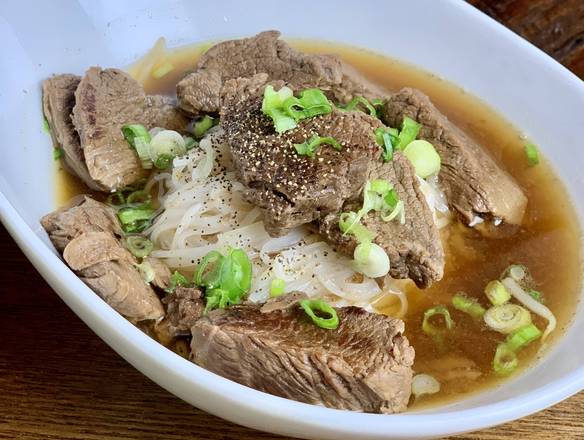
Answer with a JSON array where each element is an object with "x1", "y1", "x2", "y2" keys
[
  {"x1": 422, "y1": 305, "x2": 454, "y2": 336},
  {"x1": 53, "y1": 148, "x2": 64, "y2": 160},
  {"x1": 505, "y1": 323, "x2": 542, "y2": 351},
  {"x1": 283, "y1": 88, "x2": 333, "y2": 120},
  {"x1": 299, "y1": 299, "x2": 339, "y2": 330},
  {"x1": 125, "y1": 235, "x2": 154, "y2": 259},
  {"x1": 270, "y1": 278, "x2": 286, "y2": 297},
  {"x1": 403, "y1": 139, "x2": 441, "y2": 178},
  {"x1": 165, "y1": 270, "x2": 191, "y2": 293},
  {"x1": 493, "y1": 343, "x2": 519, "y2": 376},
  {"x1": 396, "y1": 117, "x2": 421, "y2": 150},
  {"x1": 192, "y1": 115, "x2": 216, "y2": 139},
  {"x1": 294, "y1": 135, "x2": 341, "y2": 157},
  {"x1": 121, "y1": 124, "x2": 151, "y2": 149},
  {"x1": 339, "y1": 211, "x2": 375, "y2": 244},
  {"x1": 524, "y1": 143, "x2": 539, "y2": 167},
  {"x1": 484, "y1": 280, "x2": 511, "y2": 306},
  {"x1": 484, "y1": 304, "x2": 532, "y2": 334},
  {"x1": 375, "y1": 127, "x2": 398, "y2": 162},
  {"x1": 149, "y1": 130, "x2": 187, "y2": 169},
  {"x1": 117, "y1": 206, "x2": 155, "y2": 233},
  {"x1": 340, "y1": 96, "x2": 377, "y2": 117},
  {"x1": 452, "y1": 293, "x2": 486, "y2": 319},
  {"x1": 353, "y1": 242, "x2": 390, "y2": 278}
]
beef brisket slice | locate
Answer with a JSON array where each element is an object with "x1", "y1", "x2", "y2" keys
[
  {"x1": 41, "y1": 197, "x2": 164, "y2": 321},
  {"x1": 319, "y1": 154, "x2": 444, "y2": 287},
  {"x1": 72, "y1": 67, "x2": 188, "y2": 191},
  {"x1": 162, "y1": 286, "x2": 205, "y2": 337},
  {"x1": 191, "y1": 304, "x2": 414, "y2": 413},
  {"x1": 382, "y1": 88, "x2": 527, "y2": 225},
  {"x1": 177, "y1": 30, "x2": 387, "y2": 115},
  {"x1": 42, "y1": 75, "x2": 103, "y2": 190},
  {"x1": 223, "y1": 95, "x2": 382, "y2": 237}
]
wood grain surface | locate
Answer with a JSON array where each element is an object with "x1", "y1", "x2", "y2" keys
[{"x1": 2, "y1": 1, "x2": 584, "y2": 439}]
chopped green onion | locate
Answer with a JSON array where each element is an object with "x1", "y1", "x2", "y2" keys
[
  {"x1": 121, "y1": 124, "x2": 151, "y2": 149},
  {"x1": 528, "y1": 289, "x2": 543, "y2": 303},
  {"x1": 195, "y1": 248, "x2": 252, "y2": 312},
  {"x1": 165, "y1": 270, "x2": 190, "y2": 293},
  {"x1": 493, "y1": 343, "x2": 519, "y2": 376},
  {"x1": 152, "y1": 61, "x2": 174, "y2": 79},
  {"x1": 524, "y1": 143, "x2": 539, "y2": 167},
  {"x1": 125, "y1": 236, "x2": 154, "y2": 258},
  {"x1": 484, "y1": 304, "x2": 532, "y2": 334},
  {"x1": 283, "y1": 88, "x2": 333, "y2": 120},
  {"x1": 484, "y1": 280, "x2": 511, "y2": 306},
  {"x1": 299, "y1": 299, "x2": 339, "y2": 330},
  {"x1": 340, "y1": 96, "x2": 377, "y2": 117},
  {"x1": 403, "y1": 140, "x2": 441, "y2": 178},
  {"x1": 294, "y1": 135, "x2": 342, "y2": 157},
  {"x1": 53, "y1": 148, "x2": 64, "y2": 160},
  {"x1": 134, "y1": 137, "x2": 153, "y2": 169},
  {"x1": 505, "y1": 323, "x2": 542, "y2": 351},
  {"x1": 262, "y1": 85, "x2": 297, "y2": 134},
  {"x1": 192, "y1": 115, "x2": 216, "y2": 139},
  {"x1": 126, "y1": 190, "x2": 152, "y2": 207},
  {"x1": 117, "y1": 206, "x2": 155, "y2": 233},
  {"x1": 106, "y1": 191, "x2": 126, "y2": 207},
  {"x1": 42, "y1": 117, "x2": 50, "y2": 133},
  {"x1": 396, "y1": 117, "x2": 421, "y2": 150},
  {"x1": 270, "y1": 278, "x2": 286, "y2": 297},
  {"x1": 422, "y1": 305, "x2": 454, "y2": 336},
  {"x1": 136, "y1": 261, "x2": 155, "y2": 284},
  {"x1": 371, "y1": 98, "x2": 385, "y2": 112},
  {"x1": 375, "y1": 127, "x2": 398, "y2": 162},
  {"x1": 353, "y1": 242, "x2": 390, "y2": 278},
  {"x1": 184, "y1": 136, "x2": 197, "y2": 150},
  {"x1": 452, "y1": 293, "x2": 486, "y2": 319},
  {"x1": 149, "y1": 129, "x2": 187, "y2": 168},
  {"x1": 339, "y1": 211, "x2": 375, "y2": 244}
]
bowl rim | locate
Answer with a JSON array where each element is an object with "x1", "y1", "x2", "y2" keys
[{"x1": 3, "y1": 0, "x2": 584, "y2": 439}]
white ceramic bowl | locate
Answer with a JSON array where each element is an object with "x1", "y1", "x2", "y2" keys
[{"x1": 1, "y1": 1, "x2": 584, "y2": 439}]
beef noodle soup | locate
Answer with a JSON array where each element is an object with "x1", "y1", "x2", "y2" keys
[{"x1": 47, "y1": 32, "x2": 581, "y2": 412}]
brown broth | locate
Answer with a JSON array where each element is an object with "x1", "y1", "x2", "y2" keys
[{"x1": 55, "y1": 38, "x2": 582, "y2": 410}]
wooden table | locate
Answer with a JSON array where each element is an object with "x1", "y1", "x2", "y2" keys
[{"x1": 2, "y1": 1, "x2": 584, "y2": 439}]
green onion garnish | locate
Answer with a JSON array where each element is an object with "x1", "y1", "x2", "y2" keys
[
  {"x1": 53, "y1": 148, "x2": 64, "y2": 160},
  {"x1": 340, "y1": 96, "x2": 377, "y2": 117},
  {"x1": 493, "y1": 343, "x2": 519, "y2": 376},
  {"x1": 42, "y1": 117, "x2": 50, "y2": 133},
  {"x1": 528, "y1": 289, "x2": 543, "y2": 303},
  {"x1": 371, "y1": 98, "x2": 384, "y2": 113},
  {"x1": 403, "y1": 140, "x2": 441, "y2": 178},
  {"x1": 125, "y1": 190, "x2": 152, "y2": 207},
  {"x1": 484, "y1": 304, "x2": 532, "y2": 334},
  {"x1": 117, "y1": 206, "x2": 155, "y2": 233},
  {"x1": 125, "y1": 236, "x2": 154, "y2": 259},
  {"x1": 396, "y1": 116, "x2": 420, "y2": 150},
  {"x1": 353, "y1": 242, "x2": 390, "y2": 278},
  {"x1": 422, "y1": 305, "x2": 454, "y2": 336},
  {"x1": 452, "y1": 293, "x2": 486, "y2": 319},
  {"x1": 270, "y1": 278, "x2": 286, "y2": 297},
  {"x1": 294, "y1": 135, "x2": 341, "y2": 157},
  {"x1": 195, "y1": 248, "x2": 252, "y2": 312},
  {"x1": 339, "y1": 211, "x2": 376, "y2": 244},
  {"x1": 121, "y1": 124, "x2": 151, "y2": 149},
  {"x1": 484, "y1": 280, "x2": 511, "y2": 306},
  {"x1": 262, "y1": 86, "x2": 333, "y2": 134},
  {"x1": 165, "y1": 270, "x2": 191, "y2": 293},
  {"x1": 299, "y1": 299, "x2": 339, "y2": 330},
  {"x1": 106, "y1": 191, "x2": 126, "y2": 207},
  {"x1": 505, "y1": 323, "x2": 542, "y2": 352},
  {"x1": 375, "y1": 127, "x2": 398, "y2": 162},
  {"x1": 524, "y1": 143, "x2": 539, "y2": 167},
  {"x1": 154, "y1": 153, "x2": 174, "y2": 169},
  {"x1": 184, "y1": 136, "x2": 197, "y2": 150},
  {"x1": 192, "y1": 115, "x2": 216, "y2": 139}
]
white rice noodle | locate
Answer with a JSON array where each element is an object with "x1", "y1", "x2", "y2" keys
[{"x1": 148, "y1": 126, "x2": 410, "y2": 314}]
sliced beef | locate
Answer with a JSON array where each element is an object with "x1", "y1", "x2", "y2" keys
[
  {"x1": 259, "y1": 290, "x2": 308, "y2": 313},
  {"x1": 191, "y1": 302, "x2": 414, "y2": 413},
  {"x1": 177, "y1": 30, "x2": 387, "y2": 116},
  {"x1": 71, "y1": 67, "x2": 189, "y2": 191},
  {"x1": 223, "y1": 94, "x2": 382, "y2": 237},
  {"x1": 42, "y1": 75, "x2": 103, "y2": 190},
  {"x1": 162, "y1": 286, "x2": 205, "y2": 337},
  {"x1": 41, "y1": 197, "x2": 164, "y2": 322},
  {"x1": 319, "y1": 155, "x2": 444, "y2": 288},
  {"x1": 382, "y1": 88, "x2": 527, "y2": 226},
  {"x1": 143, "y1": 256, "x2": 172, "y2": 290}
]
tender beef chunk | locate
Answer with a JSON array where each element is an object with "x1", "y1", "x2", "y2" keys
[
  {"x1": 41, "y1": 197, "x2": 164, "y2": 322},
  {"x1": 319, "y1": 155, "x2": 444, "y2": 288},
  {"x1": 259, "y1": 290, "x2": 308, "y2": 313},
  {"x1": 382, "y1": 88, "x2": 527, "y2": 226},
  {"x1": 191, "y1": 302, "x2": 414, "y2": 413},
  {"x1": 41, "y1": 196, "x2": 122, "y2": 252},
  {"x1": 177, "y1": 30, "x2": 387, "y2": 115},
  {"x1": 71, "y1": 67, "x2": 189, "y2": 191},
  {"x1": 42, "y1": 75, "x2": 104, "y2": 190},
  {"x1": 223, "y1": 94, "x2": 382, "y2": 237},
  {"x1": 143, "y1": 256, "x2": 172, "y2": 290},
  {"x1": 162, "y1": 286, "x2": 205, "y2": 337}
]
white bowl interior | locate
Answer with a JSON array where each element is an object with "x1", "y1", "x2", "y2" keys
[{"x1": 1, "y1": 1, "x2": 584, "y2": 438}]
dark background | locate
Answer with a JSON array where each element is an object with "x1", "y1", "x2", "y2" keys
[{"x1": 2, "y1": 1, "x2": 584, "y2": 439}]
